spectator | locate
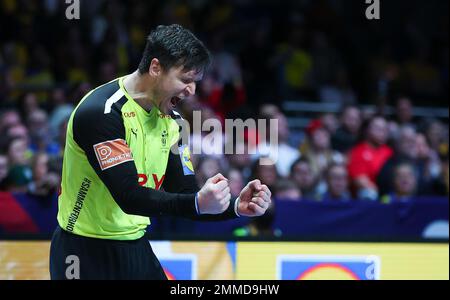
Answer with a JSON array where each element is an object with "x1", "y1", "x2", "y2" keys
[
  {"x1": 4, "y1": 138, "x2": 33, "y2": 192},
  {"x1": 377, "y1": 126, "x2": 418, "y2": 196},
  {"x1": 6, "y1": 123, "x2": 29, "y2": 141},
  {"x1": 249, "y1": 158, "x2": 278, "y2": 192},
  {"x1": 0, "y1": 153, "x2": 8, "y2": 190},
  {"x1": 48, "y1": 87, "x2": 74, "y2": 141},
  {"x1": 48, "y1": 120, "x2": 69, "y2": 176},
  {"x1": 28, "y1": 152, "x2": 60, "y2": 197},
  {"x1": 290, "y1": 158, "x2": 319, "y2": 200},
  {"x1": 225, "y1": 142, "x2": 252, "y2": 182},
  {"x1": 17, "y1": 92, "x2": 39, "y2": 120},
  {"x1": 424, "y1": 119, "x2": 448, "y2": 156},
  {"x1": 394, "y1": 97, "x2": 417, "y2": 128},
  {"x1": 274, "y1": 179, "x2": 301, "y2": 201},
  {"x1": 258, "y1": 104, "x2": 280, "y2": 120},
  {"x1": 332, "y1": 105, "x2": 362, "y2": 154},
  {"x1": 381, "y1": 163, "x2": 418, "y2": 203},
  {"x1": 7, "y1": 138, "x2": 31, "y2": 167},
  {"x1": 0, "y1": 110, "x2": 21, "y2": 133},
  {"x1": 197, "y1": 73, "x2": 220, "y2": 114},
  {"x1": 227, "y1": 168, "x2": 245, "y2": 199},
  {"x1": 301, "y1": 119, "x2": 344, "y2": 182},
  {"x1": 320, "y1": 113, "x2": 339, "y2": 136},
  {"x1": 419, "y1": 127, "x2": 444, "y2": 177},
  {"x1": 27, "y1": 109, "x2": 59, "y2": 155},
  {"x1": 415, "y1": 133, "x2": 447, "y2": 196},
  {"x1": 253, "y1": 109, "x2": 300, "y2": 177},
  {"x1": 347, "y1": 116, "x2": 393, "y2": 200},
  {"x1": 195, "y1": 156, "x2": 223, "y2": 187},
  {"x1": 321, "y1": 163, "x2": 352, "y2": 201},
  {"x1": 190, "y1": 104, "x2": 225, "y2": 158}
]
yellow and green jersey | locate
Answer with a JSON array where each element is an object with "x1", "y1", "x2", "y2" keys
[{"x1": 58, "y1": 77, "x2": 238, "y2": 241}]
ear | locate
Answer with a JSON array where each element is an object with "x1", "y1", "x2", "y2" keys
[{"x1": 149, "y1": 58, "x2": 162, "y2": 77}]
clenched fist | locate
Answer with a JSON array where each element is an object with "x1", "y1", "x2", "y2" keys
[
  {"x1": 197, "y1": 173, "x2": 231, "y2": 214},
  {"x1": 237, "y1": 179, "x2": 272, "y2": 217}
]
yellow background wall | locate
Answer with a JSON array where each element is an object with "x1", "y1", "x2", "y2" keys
[{"x1": 0, "y1": 241, "x2": 448, "y2": 280}]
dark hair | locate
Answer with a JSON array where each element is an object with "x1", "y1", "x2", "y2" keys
[
  {"x1": 249, "y1": 158, "x2": 278, "y2": 181},
  {"x1": 138, "y1": 24, "x2": 211, "y2": 74},
  {"x1": 325, "y1": 163, "x2": 347, "y2": 179},
  {"x1": 357, "y1": 114, "x2": 386, "y2": 142},
  {"x1": 340, "y1": 104, "x2": 360, "y2": 117},
  {"x1": 395, "y1": 94, "x2": 411, "y2": 105},
  {"x1": 274, "y1": 179, "x2": 299, "y2": 194},
  {"x1": 289, "y1": 157, "x2": 310, "y2": 175}
]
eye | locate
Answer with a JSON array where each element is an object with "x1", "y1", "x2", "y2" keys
[{"x1": 181, "y1": 78, "x2": 193, "y2": 84}]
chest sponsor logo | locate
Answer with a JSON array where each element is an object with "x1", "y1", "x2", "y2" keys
[
  {"x1": 138, "y1": 173, "x2": 165, "y2": 190},
  {"x1": 93, "y1": 138, "x2": 133, "y2": 171}
]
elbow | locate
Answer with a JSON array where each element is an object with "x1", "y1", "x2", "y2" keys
[
  {"x1": 112, "y1": 186, "x2": 138, "y2": 215},
  {"x1": 115, "y1": 194, "x2": 135, "y2": 215}
]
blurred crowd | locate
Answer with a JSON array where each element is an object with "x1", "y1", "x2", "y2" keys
[
  {"x1": 182, "y1": 100, "x2": 449, "y2": 203},
  {"x1": 0, "y1": 0, "x2": 448, "y2": 234}
]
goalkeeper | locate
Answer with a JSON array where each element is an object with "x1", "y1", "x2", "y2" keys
[{"x1": 49, "y1": 24, "x2": 272, "y2": 280}]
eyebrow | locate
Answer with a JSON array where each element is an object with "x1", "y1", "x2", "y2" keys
[
  {"x1": 183, "y1": 75, "x2": 202, "y2": 82},
  {"x1": 183, "y1": 69, "x2": 203, "y2": 79},
  {"x1": 181, "y1": 76, "x2": 196, "y2": 82}
]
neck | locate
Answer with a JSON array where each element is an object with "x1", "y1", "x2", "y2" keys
[{"x1": 123, "y1": 71, "x2": 155, "y2": 112}]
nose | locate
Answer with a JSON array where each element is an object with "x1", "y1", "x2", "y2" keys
[{"x1": 184, "y1": 82, "x2": 196, "y2": 97}]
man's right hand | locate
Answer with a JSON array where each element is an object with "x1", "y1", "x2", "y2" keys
[{"x1": 197, "y1": 173, "x2": 231, "y2": 214}]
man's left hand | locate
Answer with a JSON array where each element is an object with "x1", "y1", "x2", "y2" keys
[{"x1": 237, "y1": 179, "x2": 272, "y2": 217}]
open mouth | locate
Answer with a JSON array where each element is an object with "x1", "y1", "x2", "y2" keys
[{"x1": 170, "y1": 96, "x2": 182, "y2": 108}]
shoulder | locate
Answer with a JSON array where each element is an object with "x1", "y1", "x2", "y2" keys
[
  {"x1": 72, "y1": 79, "x2": 129, "y2": 140},
  {"x1": 74, "y1": 79, "x2": 127, "y2": 125}
]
